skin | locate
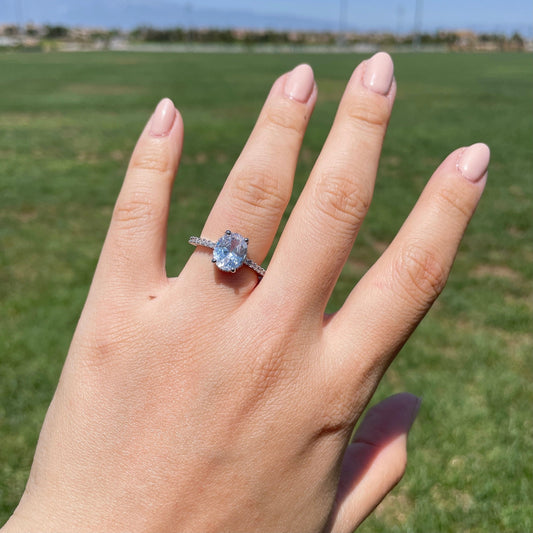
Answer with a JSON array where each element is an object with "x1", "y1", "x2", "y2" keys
[{"x1": 2, "y1": 53, "x2": 488, "y2": 533}]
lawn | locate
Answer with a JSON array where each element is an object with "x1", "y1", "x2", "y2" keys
[{"x1": 0, "y1": 50, "x2": 531, "y2": 531}]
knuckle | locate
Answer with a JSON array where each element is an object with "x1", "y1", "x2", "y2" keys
[
  {"x1": 238, "y1": 342, "x2": 287, "y2": 405},
  {"x1": 313, "y1": 172, "x2": 371, "y2": 229},
  {"x1": 248, "y1": 346, "x2": 286, "y2": 391},
  {"x1": 129, "y1": 148, "x2": 172, "y2": 175},
  {"x1": 344, "y1": 95, "x2": 391, "y2": 131},
  {"x1": 392, "y1": 243, "x2": 448, "y2": 307},
  {"x1": 80, "y1": 317, "x2": 132, "y2": 369},
  {"x1": 263, "y1": 99, "x2": 307, "y2": 137},
  {"x1": 436, "y1": 182, "x2": 473, "y2": 219},
  {"x1": 309, "y1": 369, "x2": 358, "y2": 437},
  {"x1": 239, "y1": 312, "x2": 303, "y2": 401},
  {"x1": 113, "y1": 192, "x2": 162, "y2": 230},
  {"x1": 90, "y1": 327, "x2": 122, "y2": 361},
  {"x1": 316, "y1": 401, "x2": 353, "y2": 436},
  {"x1": 230, "y1": 169, "x2": 288, "y2": 221},
  {"x1": 114, "y1": 199, "x2": 154, "y2": 229}
]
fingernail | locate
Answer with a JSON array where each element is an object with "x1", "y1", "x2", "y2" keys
[
  {"x1": 458, "y1": 143, "x2": 490, "y2": 182},
  {"x1": 284, "y1": 64, "x2": 315, "y2": 103},
  {"x1": 150, "y1": 98, "x2": 176, "y2": 137},
  {"x1": 363, "y1": 52, "x2": 394, "y2": 95},
  {"x1": 409, "y1": 396, "x2": 422, "y2": 428}
]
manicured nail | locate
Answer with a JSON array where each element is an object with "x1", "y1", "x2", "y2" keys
[
  {"x1": 408, "y1": 396, "x2": 422, "y2": 428},
  {"x1": 363, "y1": 52, "x2": 394, "y2": 95},
  {"x1": 284, "y1": 64, "x2": 315, "y2": 103},
  {"x1": 458, "y1": 143, "x2": 490, "y2": 182},
  {"x1": 150, "y1": 98, "x2": 176, "y2": 137}
]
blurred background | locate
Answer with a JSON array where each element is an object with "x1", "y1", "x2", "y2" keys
[
  {"x1": 1, "y1": 1, "x2": 532, "y2": 531},
  {"x1": 1, "y1": 0, "x2": 532, "y2": 51}
]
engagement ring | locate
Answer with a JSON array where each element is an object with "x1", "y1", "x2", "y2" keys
[{"x1": 189, "y1": 230, "x2": 266, "y2": 277}]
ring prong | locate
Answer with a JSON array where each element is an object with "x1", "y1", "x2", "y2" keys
[
  {"x1": 211, "y1": 258, "x2": 217, "y2": 263},
  {"x1": 225, "y1": 229, "x2": 231, "y2": 235},
  {"x1": 244, "y1": 238, "x2": 249, "y2": 243}
]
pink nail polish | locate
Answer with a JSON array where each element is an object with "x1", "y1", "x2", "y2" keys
[
  {"x1": 458, "y1": 143, "x2": 490, "y2": 182},
  {"x1": 363, "y1": 52, "x2": 394, "y2": 95},
  {"x1": 409, "y1": 396, "x2": 422, "y2": 428},
  {"x1": 284, "y1": 64, "x2": 315, "y2": 103},
  {"x1": 150, "y1": 98, "x2": 176, "y2": 137}
]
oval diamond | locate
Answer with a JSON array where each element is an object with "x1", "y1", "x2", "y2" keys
[{"x1": 213, "y1": 231, "x2": 248, "y2": 272}]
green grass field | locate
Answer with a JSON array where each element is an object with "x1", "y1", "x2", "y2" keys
[{"x1": 0, "y1": 51, "x2": 531, "y2": 531}]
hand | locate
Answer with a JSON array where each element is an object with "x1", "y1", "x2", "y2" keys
[{"x1": 2, "y1": 53, "x2": 488, "y2": 533}]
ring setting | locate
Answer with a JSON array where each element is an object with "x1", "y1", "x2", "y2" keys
[{"x1": 189, "y1": 230, "x2": 266, "y2": 277}]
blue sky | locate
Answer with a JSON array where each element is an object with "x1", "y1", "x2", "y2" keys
[{"x1": 2, "y1": 0, "x2": 532, "y2": 36}]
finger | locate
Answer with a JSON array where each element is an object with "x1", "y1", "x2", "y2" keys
[
  {"x1": 185, "y1": 65, "x2": 317, "y2": 291},
  {"x1": 97, "y1": 98, "x2": 183, "y2": 290},
  {"x1": 327, "y1": 393, "x2": 421, "y2": 533},
  {"x1": 326, "y1": 143, "x2": 489, "y2": 378},
  {"x1": 265, "y1": 53, "x2": 395, "y2": 315}
]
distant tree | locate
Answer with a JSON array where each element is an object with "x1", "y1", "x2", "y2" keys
[
  {"x1": 25, "y1": 24, "x2": 39, "y2": 37},
  {"x1": 45, "y1": 25, "x2": 69, "y2": 39},
  {"x1": 4, "y1": 25, "x2": 19, "y2": 36},
  {"x1": 510, "y1": 32, "x2": 524, "y2": 45},
  {"x1": 379, "y1": 33, "x2": 398, "y2": 46},
  {"x1": 439, "y1": 32, "x2": 459, "y2": 45},
  {"x1": 121, "y1": 25, "x2": 522, "y2": 50},
  {"x1": 419, "y1": 32, "x2": 435, "y2": 44},
  {"x1": 215, "y1": 29, "x2": 234, "y2": 43},
  {"x1": 479, "y1": 32, "x2": 506, "y2": 44}
]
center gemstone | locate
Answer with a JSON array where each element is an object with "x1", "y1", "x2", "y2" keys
[{"x1": 213, "y1": 231, "x2": 248, "y2": 272}]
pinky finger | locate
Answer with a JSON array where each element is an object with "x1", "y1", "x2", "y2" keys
[{"x1": 327, "y1": 393, "x2": 421, "y2": 533}]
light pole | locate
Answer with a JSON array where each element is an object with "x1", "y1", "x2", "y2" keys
[
  {"x1": 413, "y1": 0, "x2": 423, "y2": 49},
  {"x1": 338, "y1": 0, "x2": 348, "y2": 46}
]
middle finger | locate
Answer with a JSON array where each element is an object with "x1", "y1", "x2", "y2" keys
[{"x1": 265, "y1": 53, "x2": 396, "y2": 315}]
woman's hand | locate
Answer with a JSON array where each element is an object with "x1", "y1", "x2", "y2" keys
[{"x1": 3, "y1": 53, "x2": 489, "y2": 533}]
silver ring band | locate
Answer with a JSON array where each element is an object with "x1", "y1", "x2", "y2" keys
[{"x1": 189, "y1": 231, "x2": 266, "y2": 277}]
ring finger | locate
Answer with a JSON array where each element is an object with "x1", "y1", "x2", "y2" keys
[{"x1": 184, "y1": 64, "x2": 317, "y2": 293}]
